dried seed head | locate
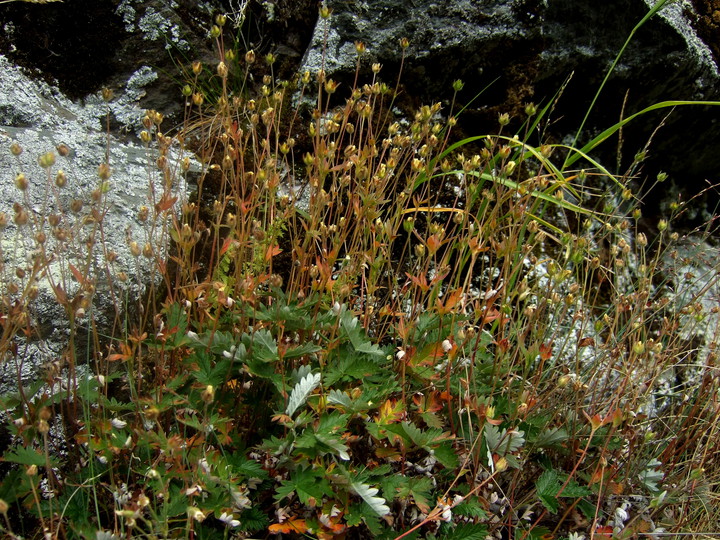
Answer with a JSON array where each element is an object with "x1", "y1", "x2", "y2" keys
[
  {"x1": 38, "y1": 151, "x2": 56, "y2": 169},
  {"x1": 14, "y1": 173, "x2": 28, "y2": 191},
  {"x1": 55, "y1": 170, "x2": 67, "y2": 187},
  {"x1": 245, "y1": 49, "x2": 256, "y2": 64},
  {"x1": 10, "y1": 142, "x2": 22, "y2": 156},
  {"x1": 97, "y1": 163, "x2": 111, "y2": 180},
  {"x1": 102, "y1": 87, "x2": 114, "y2": 102}
]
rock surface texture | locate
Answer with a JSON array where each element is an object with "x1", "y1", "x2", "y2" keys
[
  {"x1": 301, "y1": 0, "x2": 720, "y2": 206},
  {"x1": 0, "y1": 0, "x2": 222, "y2": 391}
]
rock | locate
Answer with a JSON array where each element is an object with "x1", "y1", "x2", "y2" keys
[
  {"x1": 0, "y1": 0, "x2": 224, "y2": 392},
  {"x1": 299, "y1": 0, "x2": 720, "y2": 213}
]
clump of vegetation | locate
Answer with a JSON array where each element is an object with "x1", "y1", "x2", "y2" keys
[{"x1": 1, "y1": 3, "x2": 719, "y2": 539}]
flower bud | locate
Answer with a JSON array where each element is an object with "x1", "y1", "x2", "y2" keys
[
  {"x1": 10, "y1": 142, "x2": 22, "y2": 156},
  {"x1": 215, "y1": 13, "x2": 227, "y2": 26},
  {"x1": 245, "y1": 49, "x2": 256, "y2": 64},
  {"x1": 217, "y1": 61, "x2": 228, "y2": 78},
  {"x1": 209, "y1": 25, "x2": 221, "y2": 39}
]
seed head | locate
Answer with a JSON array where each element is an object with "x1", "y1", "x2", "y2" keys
[
  {"x1": 245, "y1": 49, "x2": 256, "y2": 64},
  {"x1": 10, "y1": 142, "x2": 22, "y2": 156},
  {"x1": 97, "y1": 163, "x2": 111, "y2": 180},
  {"x1": 14, "y1": 173, "x2": 28, "y2": 191},
  {"x1": 399, "y1": 37, "x2": 409, "y2": 49},
  {"x1": 38, "y1": 151, "x2": 56, "y2": 169}
]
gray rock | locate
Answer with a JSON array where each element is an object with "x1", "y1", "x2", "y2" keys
[
  {"x1": 0, "y1": 52, "x2": 195, "y2": 393},
  {"x1": 300, "y1": 0, "x2": 720, "y2": 205},
  {"x1": 0, "y1": 0, "x2": 224, "y2": 392}
]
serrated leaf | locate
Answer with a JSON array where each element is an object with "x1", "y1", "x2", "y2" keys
[
  {"x1": 560, "y1": 480, "x2": 592, "y2": 498},
  {"x1": 250, "y1": 328, "x2": 279, "y2": 362},
  {"x1": 340, "y1": 310, "x2": 385, "y2": 358},
  {"x1": 314, "y1": 432, "x2": 350, "y2": 460},
  {"x1": 284, "y1": 341, "x2": 322, "y2": 359},
  {"x1": 536, "y1": 470, "x2": 560, "y2": 514},
  {"x1": 484, "y1": 424, "x2": 525, "y2": 455},
  {"x1": 534, "y1": 427, "x2": 568, "y2": 448},
  {"x1": 434, "y1": 442, "x2": 459, "y2": 468},
  {"x1": 286, "y1": 372, "x2": 321, "y2": 417},
  {"x1": 441, "y1": 523, "x2": 488, "y2": 540},
  {"x1": 2, "y1": 446, "x2": 57, "y2": 467},
  {"x1": 351, "y1": 481, "x2": 390, "y2": 516}
]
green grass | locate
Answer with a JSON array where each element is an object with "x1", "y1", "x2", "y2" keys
[{"x1": 1, "y1": 5, "x2": 720, "y2": 539}]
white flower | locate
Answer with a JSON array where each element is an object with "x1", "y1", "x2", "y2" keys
[
  {"x1": 198, "y1": 457, "x2": 211, "y2": 474},
  {"x1": 111, "y1": 418, "x2": 127, "y2": 429},
  {"x1": 187, "y1": 506, "x2": 205, "y2": 522},
  {"x1": 441, "y1": 339, "x2": 453, "y2": 352},
  {"x1": 219, "y1": 512, "x2": 241, "y2": 528},
  {"x1": 567, "y1": 533, "x2": 586, "y2": 540}
]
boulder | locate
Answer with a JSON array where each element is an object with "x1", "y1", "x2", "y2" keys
[
  {"x1": 299, "y1": 0, "x2": 720, "y2": 212},
  {"x1": 0, "y1": 0, "x2": 223, "y2": 392}
]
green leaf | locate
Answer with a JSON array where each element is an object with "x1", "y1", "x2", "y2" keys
[
  {"x1": 484, "y1": 424, "x2": 525, "y2": 455},
  {"x1": 433, "y1": 442, "x2": 459, "y2": 469},
  {"x1": 340, "y1": 309, "x2": 385, "y2": 358},
  {"x1": 560, "y1": 480, "x2": 592, "y2": 498},
  {"x1": 441, "y1": 523, "x2": 488, "y2": 540},
  {"x1": 276, "y1": 467, "x2": 334, "y2": 505},
  {"x1": 351, "y1": 480, "x2": 390, "y2": 516},
  {"x1": 286, "y1": 372, "x2": 321, "y2": 417},
  {"x1": 283, "y1": 341, "x2": 322, "y2": 359},
  {"x1": 2, "y1": 446, "x2": 57, "y2": 467},
  {"x1": 248, "y1": 328, "x2": 279, "y2": 362},
  {"x1": 535, "y1": 470, "x2": 560, "y2": 514},
  {"x1": 534, "y1": 427, "x2": 568, "y2": 449}
]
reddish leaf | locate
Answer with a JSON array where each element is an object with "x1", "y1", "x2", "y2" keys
[{"x1": 269, "y1": 518, "x2": 308, "y2": 534}]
